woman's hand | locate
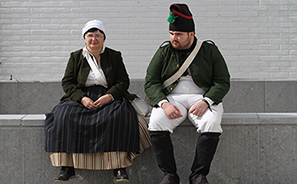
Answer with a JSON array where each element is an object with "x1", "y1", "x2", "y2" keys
[
  {"x1": 81, "y1": 97, "x2": 96, "y2": 109},
  {"x1": 189, "y1": 100, "x2": 208, "y2": 117},
  {"x1": 94, "y1": 94, "x2": 112, "y2": 108},
  {"x1": 161, "y1": 102, "x2": 183, "y2": 119}
]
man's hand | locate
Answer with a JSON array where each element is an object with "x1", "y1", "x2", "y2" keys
[
  {"x1": 161, "y1": 102, "x2": 183, "y2": 119},
  {"x1": 94, "y1": 94, "x2": 112, "y2": 107},
  {"x1": 189, "y1": 100, "x2": 208, "y2": 117}
]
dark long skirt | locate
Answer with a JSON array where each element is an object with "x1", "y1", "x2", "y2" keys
[{"x1": 44, "y1": 85, "x2": 139, "y2": 153}]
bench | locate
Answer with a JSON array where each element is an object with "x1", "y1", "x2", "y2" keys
[
  {"x1": 1, "y1": 79, "x2": 297, "y2": 183},
  {"x1": 1, "y1": 113, "x2": 297, "y2": 183}
]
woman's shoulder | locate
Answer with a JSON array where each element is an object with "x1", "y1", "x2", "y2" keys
[
  {"x1": 70, "y1": 49, "x2": 83, "y2": 57},
  {"x1": 104, "y1": 47, "x2": 121, "y2": 55}
]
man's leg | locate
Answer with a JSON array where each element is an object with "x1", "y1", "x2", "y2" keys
[
  {"x1": 188, "y1": 102, "x2": 224, "y2": 184},
  {"x1": 189, "y1": 133, "x2": 220, "y2": 184},
  {"x1": 148, "y1": 99, "x2": 187, "y2": 184},
  {"x1": 150, "y1": 131, "x2": 180, "y2": 184}
]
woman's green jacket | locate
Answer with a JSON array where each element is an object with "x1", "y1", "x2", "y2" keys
[{"x1": 60, "y1": 47, "x2": 137, "y2": 102}]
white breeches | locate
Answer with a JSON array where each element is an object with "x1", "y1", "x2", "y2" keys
[{"x1": 148, "y1": 79, "x2": 223, "y2": 134}]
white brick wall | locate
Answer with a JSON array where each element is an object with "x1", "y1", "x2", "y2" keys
[{"x1": 0, "y1": 0, "x2": 296, "y2": 81}]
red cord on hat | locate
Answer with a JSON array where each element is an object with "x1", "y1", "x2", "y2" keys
[{"x1": 170, "y1": 4, "x2": 193, "y2": 20}]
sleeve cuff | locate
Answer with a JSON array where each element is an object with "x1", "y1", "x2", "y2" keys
[
  {"x1": 107, "y1": 94, "x2": 114, "y2": 101},
  {"x1": 203, "y1": 97, "x2": 214, "y2": 106},
  {"x1": 79, "y1": 95, "x2": 87, "y2": 102},
  {"x1": 158, "y1": 99, "x2": 169, "y2": 107}
]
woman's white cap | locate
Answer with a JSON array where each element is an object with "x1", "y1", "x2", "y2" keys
[{"x1": 82, "y1": 20, "x2": 106, "y2": 38}]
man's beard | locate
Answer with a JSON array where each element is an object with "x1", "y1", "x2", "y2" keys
[{"x1": 171, "y1": 38, "x2": 191, "y2": 50}]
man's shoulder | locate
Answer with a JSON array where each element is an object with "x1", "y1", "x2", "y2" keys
[
  {"x1": 159, "y1": 41, "x2": 171, "y2": 48},
  {"x1": 201, "y1": 40, "x2": 220, "y2": 52},
  {"x1": 202, "y1": 40, "x2": 216, "y2": 46},
  {"x1": 155, "y1": 41, "x2": 173, "y2": 55}
]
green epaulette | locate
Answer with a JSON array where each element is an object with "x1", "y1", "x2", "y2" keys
[
  {"x1": 204, "y1": 40, "x2": 216, "y2": 46},
  {"x1": 160, "y1": 41, "x2": 170, "y2": 48}
]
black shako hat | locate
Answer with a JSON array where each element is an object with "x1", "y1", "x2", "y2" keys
[{"x1": 168, "y1": 3, "x2": 195, "y2": 32}]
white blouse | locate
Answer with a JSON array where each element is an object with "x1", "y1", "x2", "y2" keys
[{"x1": 84, "y1": 46, "x2": 107, "y2": 87}]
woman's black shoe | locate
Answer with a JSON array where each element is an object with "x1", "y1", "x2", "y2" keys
[
  {"x1": 55, "y1": 166, "x2": 76, "y2": 182},
  {"x1": 113, "y1": 168, "x2": 129, "y2": 182}
]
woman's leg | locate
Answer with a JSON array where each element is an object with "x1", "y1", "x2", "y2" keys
[
  {"x1": 49, "y1": 152, "x2": 76, "y2": 182},
  {"x1": 55, "y1": 166, "x2": 76, "y2": 182},
  {"x1": 113, "y1": 168, "x2": 129, "y2": 182}
]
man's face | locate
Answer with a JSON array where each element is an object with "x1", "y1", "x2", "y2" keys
[{"x1": 169, "y1": 31, "x2": 194, "y2": 50}]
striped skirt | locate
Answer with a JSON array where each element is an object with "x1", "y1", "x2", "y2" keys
[
  {"x1": 49, "y1": 115, "x2": 151, "y2": 170},
  {"x1": 45, "y1": 85, "x2": 140, "y2": 153}
]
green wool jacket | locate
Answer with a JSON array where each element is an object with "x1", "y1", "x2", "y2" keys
[
  {"x1": 145, "y1": 38, "x2": 230, "y2": 106},
  {"x1": 60, "y1": 47, "x2": 137, "y2": 102}
]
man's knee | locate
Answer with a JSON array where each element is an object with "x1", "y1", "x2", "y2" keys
[
  {"x1": 189, "y1": 111, "x2": 223, "y2": 133},
  {"x1": 149, "y1": 114, "x2": 185, "y2": 133},
  {"x1": 196, "y1": 118, "x2": 222, "y2": 133},
  {"x1": 148, "y1": 121, "x2": 168, "y2": 131}
]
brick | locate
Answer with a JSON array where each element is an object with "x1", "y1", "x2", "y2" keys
[{"x1": 0, "y1": 0, "x2": 296, "y2": 80}]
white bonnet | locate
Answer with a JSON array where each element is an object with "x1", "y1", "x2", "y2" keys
[{"x1": 82, "y1": 20, "x2": 106, "y2": 38}]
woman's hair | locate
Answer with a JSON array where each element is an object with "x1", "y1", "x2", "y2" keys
[{"x1": 84, "y1": 28, "x2": 106, "y2": 40}]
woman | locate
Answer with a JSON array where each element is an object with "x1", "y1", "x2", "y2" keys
[{"x1": 44, "y1": 20, "x2": 151, "y2": 183}]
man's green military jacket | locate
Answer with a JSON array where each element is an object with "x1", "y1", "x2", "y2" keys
[{"x1": 145, "y1": 38, "x2": 230, "y2": 107}]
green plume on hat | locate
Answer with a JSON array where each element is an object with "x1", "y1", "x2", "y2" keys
[{"x1": 167, "y1": 11, "x2": 177, "y2": 23}]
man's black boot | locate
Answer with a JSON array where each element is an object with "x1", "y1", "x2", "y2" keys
[{"x1": 150, "y1": 131, "x2": 180, "y2": 184}]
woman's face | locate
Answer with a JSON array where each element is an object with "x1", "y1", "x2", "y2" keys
[{"x1": 84, "y1": 30, "x2": 105, "y2": 51}]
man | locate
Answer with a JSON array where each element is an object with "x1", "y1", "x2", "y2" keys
[{"x1": 145, "y1": 3, "x2": 230, "y2": 184}]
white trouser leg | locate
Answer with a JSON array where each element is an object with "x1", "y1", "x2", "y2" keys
[
  {"x1": 148, "y1": 80, "x2": 223, "y2": 134},
  {"x1": 148, "y1": 95, "x2": 188, "y2": 133},
  {"x1": 148, "y1": 93, "x2": 223, "y2": 134},
  {"x1": 188, "y1": 103, "x2": 223, "y2": 133},
  {"x1": 185, "y1": 93, "x2": 223, "y2": 133}
]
